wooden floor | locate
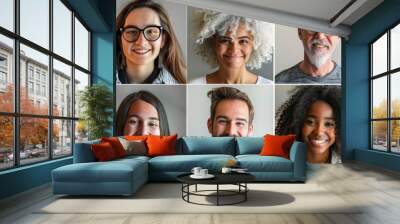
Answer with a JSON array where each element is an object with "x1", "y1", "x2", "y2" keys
[{"x1": 1, "y1": 162, "x2": 400, "y2": 224}]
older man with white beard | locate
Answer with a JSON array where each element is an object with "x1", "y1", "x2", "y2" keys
[{"x1": 275, "y1": 29, "x2": 341, "y2": 84}]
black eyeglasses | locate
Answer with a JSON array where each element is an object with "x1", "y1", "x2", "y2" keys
[{"x1": 120, "y1": 25, "x2": 164, "y2": 42}]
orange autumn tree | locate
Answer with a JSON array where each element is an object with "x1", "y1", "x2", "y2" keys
[
  {"x1": 373, "y1": 99, "x2": 400, "y2": 143},
  {"x1": 0, "y1": 85, "x2": 13, "y2": 149},
  {"x1": 0, "y1": 84, "x2": 60, "y2": 150}
]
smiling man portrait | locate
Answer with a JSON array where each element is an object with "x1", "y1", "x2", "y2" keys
[
  {"x1": 275, "y1": 29, "x2": 341, "y2": 84},
  {"x1": 207, "y1": 87, "x2": 254, "y2": 137}
]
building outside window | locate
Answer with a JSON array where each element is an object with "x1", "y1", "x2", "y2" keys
[
  {"x1": 0, "y1": 0, "x2": 91, "y2": 170},
  {"x1": 370, "y1": 22, "x2": 400, "y2": 154}
]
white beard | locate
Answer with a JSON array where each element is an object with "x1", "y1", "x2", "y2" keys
[
  {"x1": 305, "y1": 50, "x2": 331, "y2": 69},
  {"x1": 304, "y1": 39, "x2": 333, "y2": 69}
]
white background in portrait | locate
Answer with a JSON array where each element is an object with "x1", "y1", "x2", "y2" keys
[
  {"x1": 117, "y1": 0, "x2": 187, "y2": 60},
  {"x1": 187, "y1": 6, "x2": 274, "y2": 82},
  {"x1": 275, "y1": 85, "x2": 296, "y2": 113},
  {"x1": 186, "y1": 85, "x2": 274, "y2": 137},
  {"x1": 275, "y1": 25, "x2": 341, "y2": 76},
  {"x1": 116, "y1": 85, "x2": 186, "y2": 137}
]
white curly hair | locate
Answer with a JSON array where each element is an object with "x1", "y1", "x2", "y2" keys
[{"x1": 193, "y1": 9, "x2": 274, "y2": 70}]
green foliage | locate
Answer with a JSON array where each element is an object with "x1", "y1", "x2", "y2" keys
[{"x1": 79, "y1": 84, "x2": 113, "y2": 140}]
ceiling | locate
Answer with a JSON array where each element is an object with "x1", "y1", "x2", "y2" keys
[
  {"x1": 226, "y1": 0, "x2": 353, "y2": 23},
  {"x1": 117, "y1": 0, "x2": 384, "y2": 38},
  {"x1": 169, "y1": 0, "x2": 384, "y2": 38}
]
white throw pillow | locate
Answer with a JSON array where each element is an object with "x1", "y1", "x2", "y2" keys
[{"x1": 118, "y1": 137, "x2": 147, "y2": 156}]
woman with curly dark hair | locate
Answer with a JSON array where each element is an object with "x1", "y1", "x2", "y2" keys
[{"x1": 276, "y1": 86, "x2": 341, "y2": 164}]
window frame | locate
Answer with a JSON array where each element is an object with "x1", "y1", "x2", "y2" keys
[
  {"x1": 370, "y1": 20, "x2": 400, "y2": 154},
  {"x1": 0, "y1": 0, "x2": 92, "y2": 171}
]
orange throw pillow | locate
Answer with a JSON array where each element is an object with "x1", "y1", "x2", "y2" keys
[
  {"x1": 101, "y1": 137, "x2": 126, "y2": 158},
  {"x1": 124, "y1": 135, "x2": 148, "y2": 141},
  {"x1": 259, "y1": 134, "x2": 296, "y2": 159},
  {"x1": 91, "y1": 142, "x2": 117, "y2": 161},
  {"x1": 146, "y1": 135, "x2": 177, "y2": 157}
]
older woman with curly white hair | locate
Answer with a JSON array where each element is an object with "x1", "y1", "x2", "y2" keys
[{"x1": 190, "y1": 9, "x2": 274, "y2": 84}]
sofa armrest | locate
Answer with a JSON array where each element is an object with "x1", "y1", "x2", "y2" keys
[
  {"x1": 289, "y1": 141, "x2": 307, "y2": 181},
  {"x1": 73, "y1": 141, "x2": 99, "y2": 163}
]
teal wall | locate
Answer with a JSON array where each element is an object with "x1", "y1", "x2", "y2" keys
[
  {"x1": 0, "y1": 0, "x2": 115, "y2": 200},
  {"x1": 0, "y1": 158, "x2": 72, "y2": 199},
  {"x1": 344, "y1": 0, "x2": 400, "y2": 171}
]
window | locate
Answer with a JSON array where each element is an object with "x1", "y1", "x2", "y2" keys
[
  {"x1": 0, "y1": 54, "x2": 7, "y2": 86},
  {"x1": 35, "y1": 70, "x2": 41, "y2": 81},
  {"x1": 0, "y1": 0, "x2": 91, "y2": 171},
  {"x1": 28, "y1": 81, "x2": 34, "y2": 94},
  {"x1": 0, "y1": 71, "x2": 7, "y2": 85},
  {"x1": 42, "y1": 85, "x2": 46, "y2": 97},
  {"x1": 36, "y1": 83, "x2": 40, "y2": 95},
  {"x1": 41, "y1": 73, "x2": 46, "y2": 82},
  {"x1": 28, "y1": 67, "x2": 34, "y2": 80},
  {"x1": 0, "y1": 54, "x2": 7, "y2": 67},
  {"x1": 371, "y1": 23, "x2": 400, "y2": 154}
]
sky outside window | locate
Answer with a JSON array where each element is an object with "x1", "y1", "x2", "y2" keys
[
  {"x1": 372, "y1": 33, "x2": 387, "y2": 76},
  {"x1": 391, "y1": 24, "x2": 400, "y2": 70},
  {"x1": 0, "y1": 0, "x2": 14, "y2": 31},
  {"x1": 20, "y1": 0, "x2": 49, "y2": 49},
  {"x1": 53, "y1": 0, "x2": 72, "y2": 60}
]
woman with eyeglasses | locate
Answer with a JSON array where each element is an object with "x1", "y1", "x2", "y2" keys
[
  {"x1": 190, "y1": 9, "x2": 274, "y2": 84},
  {"x1": 116, "y1": 0, "x2": 186, "y2": 84}
]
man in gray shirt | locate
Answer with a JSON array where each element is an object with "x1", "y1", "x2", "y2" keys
[{"x1": 276, "y1": 29, "x2": 341, "y2": 84}]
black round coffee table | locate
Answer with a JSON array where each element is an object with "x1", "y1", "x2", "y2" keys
[{"x1": 177, "y1": 173, "x2": 255, "y2": 206}]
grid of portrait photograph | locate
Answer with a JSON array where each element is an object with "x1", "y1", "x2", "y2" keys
[{"x1": 116, "y1": 0, "x2": 342, "y2": 164}]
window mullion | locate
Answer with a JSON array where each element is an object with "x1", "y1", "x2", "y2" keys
[
  {"x1": 49, "y1": 0, "x2": 54, "y2": 160},
  {"x1": 370, "y1": 45, "x2": 373, "y2": 149},
  {"x1": 387, "y1": 29, "x2": 392, "y2": 152},
  {"x1": 13, "y1": 0, "x2": 20, "y2": 167},
  {"x1": 71, "y1": 11, "x2": 76, "y2": 154}
]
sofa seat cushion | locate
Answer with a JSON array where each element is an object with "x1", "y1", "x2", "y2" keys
[
  {"x1": 236, "y1": 155, "x2": 293, "y2": 172},
  {"x1": 117, "y1": 155, "x2": 150, "y2": 163},
  {"x1": 53, "y1": 159, "x2": 147, "y2": 183},
  {"x1": 149, "y1": 154, "x2": 235, "y2": 172}
]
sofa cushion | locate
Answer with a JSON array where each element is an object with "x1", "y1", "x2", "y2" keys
[
  {"x1": 124, "y1": 135, "x2": 148, "y2": 141},
  {"x1": 116, "y1": 155, "x2": 150, "y2": 163},
  {"x1": 236, "y1": 137, "x2": 263, "y2": 155},
  {"x1": 91, "y1": 142, "x2": 118, "y2": 161},
  {"x1": 147, "y1": 135, "x2": 177, "y2": 157},
  {"x1": 260, "y1": 134, "x2": 296, "y2": 159},
  {"x1": 148, "y1": 154, "x2": 235, "y2": 172},
  {"x1": 52, "y1": 159, "x2": 147, "y2": 183},
  {"x1": 101, "y1": 137, "x2": 127, "y2": 158},
  {"x1": 118, "y1": 137, "x2": 147, "y2": 156},
  {"x1": 236, "y1": 155, "x2": 293, "y2": 172},
  {"x1": 180, "y1": 137, "x2": 235, "y2": 155}
]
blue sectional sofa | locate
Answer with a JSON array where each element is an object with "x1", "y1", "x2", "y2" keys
[{"x1": 52, "y1": 137, "x2": 306, "y2": 196}]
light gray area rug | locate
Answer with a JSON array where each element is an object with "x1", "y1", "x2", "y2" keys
[{"x1": 38, "y1": 183, "x2": 361, "y2": 214}]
